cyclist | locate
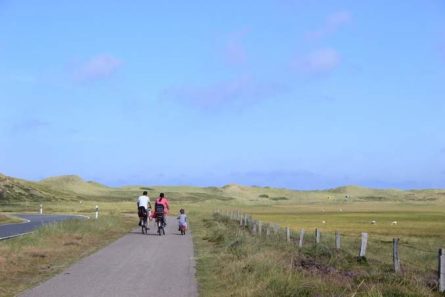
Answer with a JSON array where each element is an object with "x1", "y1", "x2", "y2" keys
[
  {"x1": 177, "y1": 208, "x2": 187, "y2": 234},
  {"x1": 137, "y1": 191, "x2": 152, "y2": 228},
  {"x1": 152, "y1": 192, "x2": 170, "y2": 226}
]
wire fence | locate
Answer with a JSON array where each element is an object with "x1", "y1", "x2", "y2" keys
[{"x1": 215, "y1": 209, "x2": 445, "y2": 292}]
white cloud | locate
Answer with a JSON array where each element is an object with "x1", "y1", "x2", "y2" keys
[
  {"x1": 224, "y1": 29, "x2": 249, "y2": 66},
  {"x1": 307, "y1": 10, "x2": 352, "y2": 40},
  {"x1": 161, "y1": 75, "x2": 287, "y2": 109},
  {"x1": 74, "y1": 54, "x2": 122, "y2": 82},
  {"x1": 295, "y1": 48, "x2": 341, "y2": 74}
]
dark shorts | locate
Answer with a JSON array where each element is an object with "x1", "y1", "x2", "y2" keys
[{"x1": 138, "y1": 207, "x2": 147, "y2": 221}]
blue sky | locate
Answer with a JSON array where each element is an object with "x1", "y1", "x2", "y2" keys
[{"x1": 1, "y1": 0, "x2": 444, "y2": 189}]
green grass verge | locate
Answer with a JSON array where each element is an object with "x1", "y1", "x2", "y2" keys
[
  {"x1": 193, "y1": 212, "x2": 442, "y2": 297},
  {"x1": 0, "y1": 215, "x2": 134, "y2": 297},
  {"x1": 0, "y1": 213, "x2": 23, "y2": 225}
]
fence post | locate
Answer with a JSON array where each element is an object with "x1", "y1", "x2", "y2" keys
[
  {"x1": 252, "y1": 221, "x2": 257, "y2": 235},
  {"x1": 258, "y1": 221, "x2": 262, "y2": 236},
  {"x1": 266, "y1": 227, "x2": 270, "y2": 237},
  {"x1": 335, "y1": 231, "x2": 341, "y2": 250},
  {"x1": 286, "y1": 227, "x2": 290, "y2": 243},
  {"x1": 393, "y1": 238, "x2": 401, "y2": 273},
  {"x1": 240, "y1": 215, "x2": 243, "y2": 227},
  {"x1": 315, "y1": 228, "x2": 320, "y2": 245},
  {"x1": 39, "y1": 204, "x2": 43, "y2": 214},
  {"x1": 439, "y1": 248, "x2": 445, "y2": 292},
  {"x1": 274, "y1": 224, "x2": 280, "y2": 235},
  {"x1": 95, "y1": 205, "x2": 99, "y2": 219},
  {"x1": 299, "y1": 229, "x2": 305, "y2": 248},
  {"x1": 359, "y1": 232, "x2": 368, "y2": 257}
]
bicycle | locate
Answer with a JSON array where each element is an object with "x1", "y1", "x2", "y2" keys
[
  {"x1": 179, "y1": 224, "x2": 186, "y2": 235},
  {"x1": 139, "y1": 208, "x2": 150, "y2": 235},
  {"x1": 156, "y1": 214, "x2": 166, "y2": 236}
]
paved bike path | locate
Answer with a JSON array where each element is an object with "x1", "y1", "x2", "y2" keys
[{"x1": 20, "y1": 218, "x2": 197, "y2": 297}]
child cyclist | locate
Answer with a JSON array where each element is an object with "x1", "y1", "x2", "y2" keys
[{"x1": 177, "y1": 208, "x2": 187, "y2": 233}]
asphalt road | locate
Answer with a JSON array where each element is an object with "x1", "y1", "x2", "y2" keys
[
  {"x1": 0, "y1": 214, "x2": 87, "y2": 240},
  {"x1": 19, "y1": 217, "x2": 198, "y2": 297}
]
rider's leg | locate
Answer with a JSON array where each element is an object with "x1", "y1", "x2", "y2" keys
[{"x1": 144, "y1": 215, "x2": 149, "y2": 228}]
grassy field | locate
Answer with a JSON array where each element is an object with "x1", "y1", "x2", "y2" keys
[
  {"x1": 193, "y1": 212, "x2": 443, "y2": 297},
  {"x1": 2, "y1": 173, "x2": 445, "y2": 296},
  {"x1": 236, "y1": 203, "x2": 445, "y2": 274}
]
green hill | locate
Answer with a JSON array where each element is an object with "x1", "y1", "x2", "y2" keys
[
  {"x1": 39, "y1": 175, "x2": 109, "y2": 195},
  {"x1": 0, "y1": 173, "x2": 63, "y2": 202},
  {"x1": 1, "y1": 173, "x2": 445, "y2": 205}
]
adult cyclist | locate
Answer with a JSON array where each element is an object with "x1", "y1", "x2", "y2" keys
[
  {"x1": 137, "y1": 191, "x2": 152, "y2": 228},
  {"x1": 153, "y1": 192, "x2": 169, "y2": 226}
]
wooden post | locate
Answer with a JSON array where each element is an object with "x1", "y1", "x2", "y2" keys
[
  {"x1": 239, "y1": 215, "x2": 243, "y2": 227},
  {"x1": 258, "y1": 221, "x2": 262, "y2": 236},
  {"x1": 335, "y1": 231, "x2": 341, "y2": 250},
  {"x1": 299, "y1": 229, "x2": 305, "y2": 248},
  {"x1": 439, "y1": 248, "x2": 445, "y2": 292},
  {"x1": 286, "y1": 227, "x2": 290, "y2": 243},
  {"x1": 393, "y1": 238, "x2": 401, "y2": 273},
  {"x1": 315, "y1": 228, "x2": 320, "y2": 245},
  {"x1": 266, "y1": 227, "x2": 270, "y2": 237},
  {"x1": 252, "y1": 221, "x2": 257, "y2": 235},
  {"x1": 359, "y1": 232, "x2": 368, "y2": 257}
]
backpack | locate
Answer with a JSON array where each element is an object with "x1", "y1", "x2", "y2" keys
[{"x1": 155, "y1": 202, "x2": 165, "y2": 215}]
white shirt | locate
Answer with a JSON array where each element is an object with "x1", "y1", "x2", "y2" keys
[
  {"x1": 178, "y1": 214, "x2": 187, "y2": 225},
  {"x1": 137, "y1": 195, "x2": 150, "y2": 209}
]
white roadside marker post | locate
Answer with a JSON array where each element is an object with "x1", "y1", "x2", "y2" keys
[
  {"x1": 39, "y1": 204, "x2": 43, "y2": 214},
  {"x1": 95, "y1": 205, "x2": 99, "y2": 219}
]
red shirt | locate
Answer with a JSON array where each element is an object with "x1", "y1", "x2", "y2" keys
[{"x1": 155, "y1": 197, "x2": 170, "y2": 215}]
